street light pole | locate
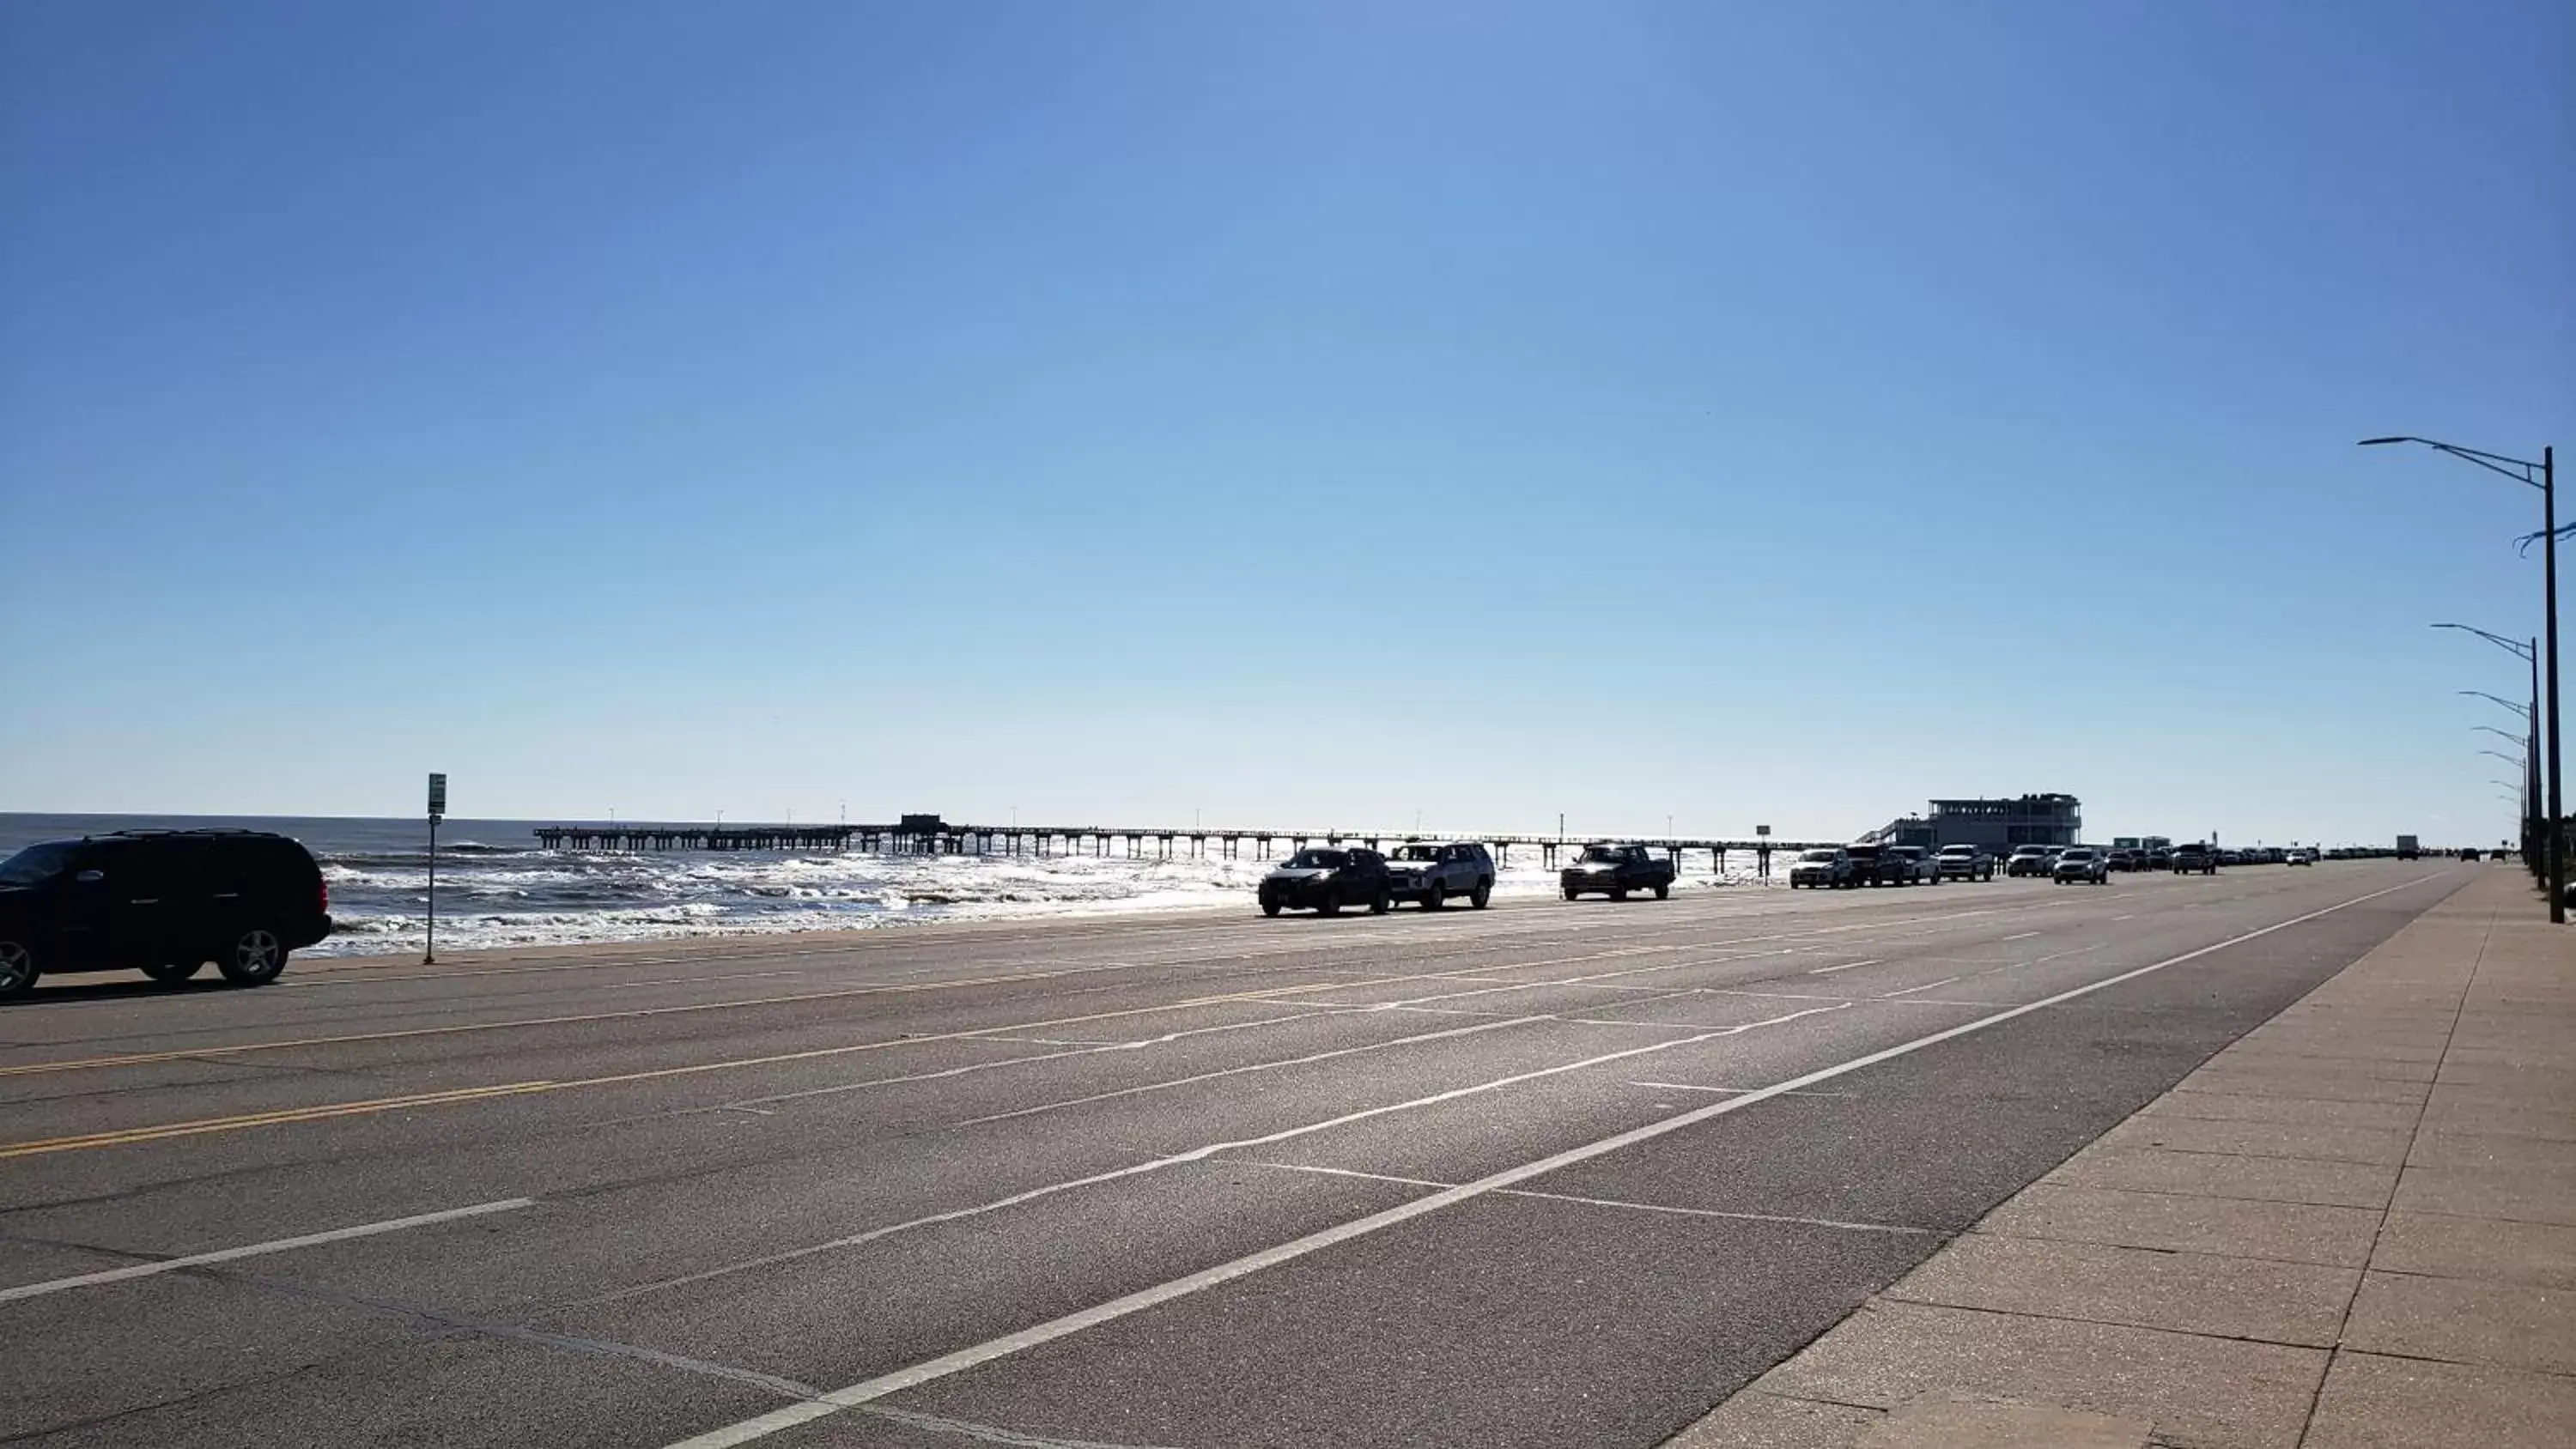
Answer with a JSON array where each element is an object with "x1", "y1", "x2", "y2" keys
[
  {"x1": 2370, "y1": 438, "x2": 2562, "y2": 920},
  {"x1": 2547, "y1": 446, "x2": 2562, "y2": 919}
]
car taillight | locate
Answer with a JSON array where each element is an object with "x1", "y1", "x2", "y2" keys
[{"x1": 319, "y1": 877, "x2": 331, "y2": 913}]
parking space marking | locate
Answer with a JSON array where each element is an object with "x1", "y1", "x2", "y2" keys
[
  {"x1": 0, "y1": 1199, "x2": 535, "y2": 1303},
  {"x1": 1805, "y1": 959, "x2": 1883, "y2": 975}
]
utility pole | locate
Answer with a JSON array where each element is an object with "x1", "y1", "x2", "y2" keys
[{"x1": 2545, "y1": 446, "x2": 2562, "y2": 920}]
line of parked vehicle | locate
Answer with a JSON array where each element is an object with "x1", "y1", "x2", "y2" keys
[
  {"x1": 1789, "y1": 840, "x2": 2324, "y2": 892},
  {"x1": 1786, "y1": 842, "x2": 1999, "y2": 888},
  {"x1": 1257, "y1": 840, "x2": 1687, "y2": 916}
]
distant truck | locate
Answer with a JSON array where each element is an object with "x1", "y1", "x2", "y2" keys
[
  {"x1": 1560, "y1": 843, "x2": 1674, "y2": 901},
  {"x1": 2397, "y1": 834, "x2": 2421, "y2": 861}
]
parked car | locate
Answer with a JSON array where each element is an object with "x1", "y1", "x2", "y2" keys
[
  {"x1": 2286, "y1": 849, "x2": 2315, "y2": 866},
  {"x1": 1886, "y1": 846, "x2": 1941, "y2": 885},
  {"x1": 1935, "y1": 844, "x2": 1996, "y2": 882},
  {"x1": 1383, "y1": 841, "x2": 1495, "y2": 910},
  {"x1": 2052, "y1": 846, "x2": 2110, "y2": 885},
  {"x1": 1845, "y1": 843, "x2": 1893, "y2": 885},
  {"x1": 2460, "y1": 847, "x2": 2482, "y2": 863},
  {"x1": 1560, "y1": 842, "x2": 1674, "y2": 901},
  {"x1": 0, "y1": 829, "x2": 332, "y2": 998},
  {"x1": 1259, "y1": 847, "x2": 1392, "y2": 917},
  {"x1": 2104, "y1": 848, "x2": 2140, "y2": 872},
  {"x1": 2005, "y1": 846, "x2": 2052, "y2": 878},
  {"x1": 2171, "y1": 842, "x2": 2218, "y2": 875},
  {"x1": 1789, "y1": 848, "x2": 1857, "y2": 889},
  {"x1": 2148, "y1": 846, "x2": 2175, "y2": 870}
]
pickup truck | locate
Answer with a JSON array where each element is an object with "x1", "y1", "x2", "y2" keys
[
  {"x1": 1936, "y1": 844, "x2": 1996, "y2": 882},
  {"x1": 2170, "y1": 842, "x2": 2218, "y2": 876},
  {"x1": 2005, "y1": 846, "x2": 2052, "y2": 877},
  {"x1": 1560, "y1": 842, "x2": 1674, "y2": 901}
]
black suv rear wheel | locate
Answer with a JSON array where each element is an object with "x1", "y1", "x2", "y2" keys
[
  {"x1": 218, "y1": 925, "x2": 289, "y2": 985},
  {"x1": 0, "y1": 938, "x2": 38, "y2": 1000},
  {"x1": 1470, "y1": 880, "x2": 1492, "y2": 909}
]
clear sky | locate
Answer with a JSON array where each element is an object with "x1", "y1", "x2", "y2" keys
[{"x1": 3, "y1": 1, "x2": 2569, "y2": 846}]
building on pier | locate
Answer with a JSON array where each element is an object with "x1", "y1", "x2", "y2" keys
[{"x1": 1868, "y1": 793, "x2": 2083, "y2": 852}]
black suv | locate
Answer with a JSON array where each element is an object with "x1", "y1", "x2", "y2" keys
[
  {"x1": 0, "y1": 830, "x2": 332, "y2": 997},
  {"x1": 1383, "y1": 841, "x2": 1495, "y2": 910},
  {"x1": 1559, "y1": 843, "x2": 1674, "y2": 901},
  {"x1": 1259, "y1": 847, "x2": 1393, "y2": 917},
  {"x1": 2170, "y1": 842, "x2": 2218, "y2": 876}
]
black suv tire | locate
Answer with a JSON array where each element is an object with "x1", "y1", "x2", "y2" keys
[
  {"x1": 1470, "y1": 880, "x2": 1492, "y2": 909},
  {"x1": 0, "y1": 937, "x2": 38, "y2": 1000},
  {"x1": 218, "y1": 925, "x2": 289, "y2": 985}
]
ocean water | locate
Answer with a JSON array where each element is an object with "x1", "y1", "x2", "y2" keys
[{"x1": 0, "y1": 814, "x2": 1784, "y2": 957}]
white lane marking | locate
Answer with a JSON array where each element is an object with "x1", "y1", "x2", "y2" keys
[
  {"x1": 2000, "y1": 931, "x2": 2041, "y2": 942},
  {"x1": 1880, "y1": 976, "x2": 1963, "y2": 998},
  {"x1": 1502, "y1": 1187, "x2": 1931, "y2": 1236},
  {"x1": 1248, "y1": 1161, "x2": 1928, "y2": 1235},
  {"x1": 2111, "y1": 914, "x2": 2136, "y2": 921},
  {"x1": 601, "y1": 1003, "x2": 1849, "y2": 1310},
  {"x1": 1805, "y1": 959, "x2": 1883, "y2": 976},
  {"x1": 1629, "y1": 1082, "x2": 1854, "y2": 1098},
  {"x1": 951, "y1": 1016, "x2": 1546, "y2": 1127},
  {"x1": 859, "y1": 1404, "x2": 1183, "y2": 1449},
  {"x1": 0, "y1": 1199, "x2": 535, "y2": 1305},
  {"x1": 606, "y1": 971, "x2": 805, "y2": 991},
  {"x1": 1628, "y1": 1081, "x2": 1745, "y2": 1094},
  {"x1": 1242, "y1": 1161, "x2": 1449, "y2": 1189},
  {"x1": 654, "y1": 872, "x2": 2444, "y2": 1449}
]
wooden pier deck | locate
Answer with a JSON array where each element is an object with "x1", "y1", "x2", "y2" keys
[{"x1": 530, "y1": 822, "x2": 1839, "y2": 872}]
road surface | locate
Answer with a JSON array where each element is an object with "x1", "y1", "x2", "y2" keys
[{"x1": 0, "y1": 861, "x2": 2468, "y2": 1447}]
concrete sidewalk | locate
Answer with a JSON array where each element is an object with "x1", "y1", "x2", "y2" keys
[{"x1": 1671, "y1": 869, "x2": 2575, "y2": 1449}]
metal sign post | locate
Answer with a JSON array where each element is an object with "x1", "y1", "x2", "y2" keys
[{"x1": 426, "y1": 773, "x2": 447, "y2": 966}]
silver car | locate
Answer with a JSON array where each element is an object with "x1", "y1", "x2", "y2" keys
[{"x1": 2052, "y1": 847, "x2": 2110, "y2": 885}]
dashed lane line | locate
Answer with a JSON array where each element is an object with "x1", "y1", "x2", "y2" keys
[{"x1": 0, "y1": 1198, "x2": 535, "y2": 1303}]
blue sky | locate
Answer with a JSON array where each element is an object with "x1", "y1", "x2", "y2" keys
[{"x1": 3, "y1": 1, "x2": 2568, "y2": 846}]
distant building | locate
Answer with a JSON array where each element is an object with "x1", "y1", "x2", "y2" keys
[{"x1": 1868, "y1": 793, "x2": 2083, "y2": 852}]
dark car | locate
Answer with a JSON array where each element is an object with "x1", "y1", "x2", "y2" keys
[
  {"x1": 2170, "y1": 842, "x2": 2218, "y2": 876},
  {"x1": 0, "y1": 829, "x2": 332, "y2": 998},
  {"x1": 1258, "y1": 847, "x2": 1393, "y2": 917},
  {"x1": 1384, "y1": 841, "x2": 1495, "y2": 910},
  {"x1": 2005, "y1": 846, "x2": 2052, "y2": 878},
  {"x1": 1560, "y1": 843, "x2": 1674, "y2": 901}
]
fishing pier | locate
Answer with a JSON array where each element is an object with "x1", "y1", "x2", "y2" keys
[{"x1": 531, "y1": 815, "x2": 1836, "y2": 874}]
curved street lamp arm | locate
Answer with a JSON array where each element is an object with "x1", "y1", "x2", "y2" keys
[
  {"x1": 2462, "y1": 690, "x2": 2536, "y2": 718},
  {"x1": 2360, "y1": 436, "x2": 2544, "y2": 489},
  {"x1": 2431, "y1": 622, "x2": 2537, "y2": 660}
]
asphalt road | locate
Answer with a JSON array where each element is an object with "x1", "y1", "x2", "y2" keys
[{"x1": 0, "y1": 860, "x2": 2472, "y2": 1449}]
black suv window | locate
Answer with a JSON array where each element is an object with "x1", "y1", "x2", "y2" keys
[{"x1": 0, "y1": 841, "x2": 80, "y2": 888}]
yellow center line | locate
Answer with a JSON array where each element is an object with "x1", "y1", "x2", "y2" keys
[
  {"x1": 0, "y1": 908, "x2": 2050, "y2": 1157},
  {"x1": 0, "y1": 1082, "x2": 558, "y2": 1159},
  {"x1": 0, "y1": 959, "x2": 1206, "y2": 1080}
]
